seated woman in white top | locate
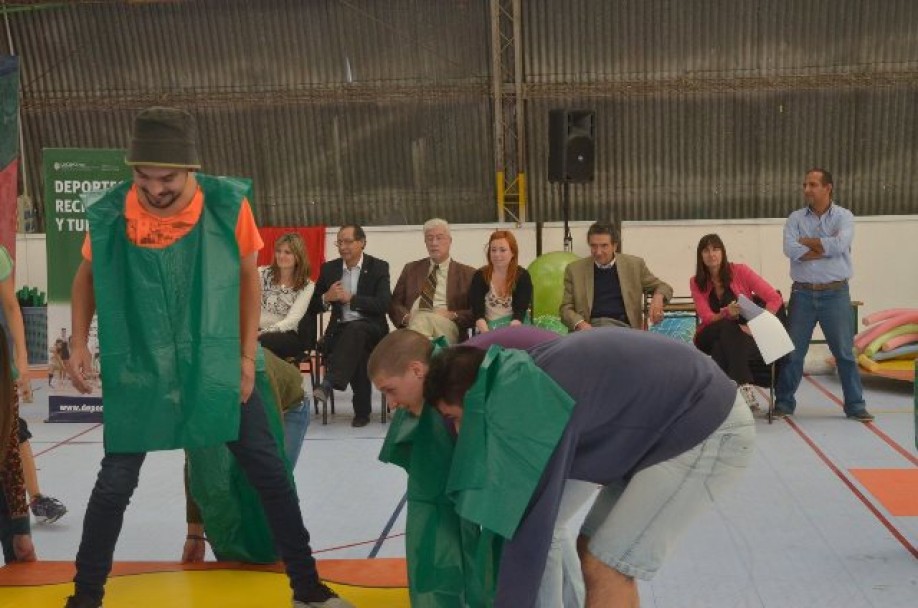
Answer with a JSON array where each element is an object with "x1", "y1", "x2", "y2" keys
[{"x1": 257, "y1": 232, "x2": 316, "y2": 360}]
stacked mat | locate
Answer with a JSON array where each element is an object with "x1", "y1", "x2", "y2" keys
[{"x1": 854, "y1": 308, "x2": 918, "y2": 375}]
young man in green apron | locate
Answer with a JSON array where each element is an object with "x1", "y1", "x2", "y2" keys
[{"x1": 63, "y1": 107, "x2": 352, "y2": 608}]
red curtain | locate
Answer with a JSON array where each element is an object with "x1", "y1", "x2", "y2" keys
[
  {"x1": 258, "y1": 226, "x2": 326, "y2": 282},
  {"x1": 0, "y1": 159, "x2": 17, "y2": 258}
]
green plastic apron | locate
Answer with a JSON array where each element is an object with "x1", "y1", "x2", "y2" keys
[
  {"x1": 380, "y1": 406, "x2": 488, "y2": 607},
  {"x1": 87, "y1": 175, "x2": 244, "y2": 453},
  {"x1": 379, "y1": 345, "x2": 574, "y2": 607},
  {"x1": 87, "y1": 174, "x2": 287, "y2": 561},
  {"x1": 187, "y1": 345, "x2": 289, "y2": 563}
]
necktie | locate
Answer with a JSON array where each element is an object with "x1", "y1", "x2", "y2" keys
[{"x1": 420, "y1": 264, "x2": 439, "y2": 310}]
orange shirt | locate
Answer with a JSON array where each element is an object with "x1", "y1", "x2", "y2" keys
[{"x1": 81, "y1": 184, "x2": 263, "y2": 260}]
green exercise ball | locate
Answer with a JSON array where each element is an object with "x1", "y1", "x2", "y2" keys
[{"x1": 528, "y1": 251, "x2": 579, "y2": 318}]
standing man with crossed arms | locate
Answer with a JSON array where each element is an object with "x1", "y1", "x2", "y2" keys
[{"x1": 773, "y1": 168, "x2": 873, "y2": 422}]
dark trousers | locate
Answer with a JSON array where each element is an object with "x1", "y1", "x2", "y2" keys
[
  {"x1": 73, "y1": 389, "x2": 319, "y2": 601},
  {"x1": 0, "y1": 489, "x2": 13, "y2": 564},
  {"x1": 259, "y1": 329, "x2": 304, "y2": 361},
  {"x1": 695, "y1": 319, "x2": 759, "y2": 385},
  {"x1": 324, "y1": 319, "x2": 385, "y2": 418}
]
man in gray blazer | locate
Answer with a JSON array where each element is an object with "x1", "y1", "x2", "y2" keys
[{"x1": 560, "y1": 221, "x2": 672, "y2": 331}]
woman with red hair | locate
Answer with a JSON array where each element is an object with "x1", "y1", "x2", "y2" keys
[{"x1": 469, "y1": 230, "x2": 533, "y2": 334}]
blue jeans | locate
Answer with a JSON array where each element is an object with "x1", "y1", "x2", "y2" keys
[
  {"x1": 283, "y1": 399, "x2": 310, "y2": 466},
  {"x1": 73, "y1": 389, "x2": 319, "y2": 601},
  {"x1": 775, "y1": 284, "x2": 866, "y2": 415}
]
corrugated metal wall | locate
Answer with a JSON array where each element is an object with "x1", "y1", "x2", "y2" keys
[
  {"x1": 8, "y1": 0, "x2": 918, "y2": 229},
  {"x1": 523, "y1": 0, "x2": 918, "y2": 222},
  {"x1": 11, "y1": 0, "x2": 494, "y2": 228}
]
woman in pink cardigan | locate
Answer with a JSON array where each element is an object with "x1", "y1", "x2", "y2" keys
[{"x1": 689, "y1": 234, "x2": 783, "y2": 407}]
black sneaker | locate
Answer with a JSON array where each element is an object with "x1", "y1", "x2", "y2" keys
[
  {"x1": 31, "y1": 494, "x2": 68, "y2": 523},
  {"x1": 351, "y1": 416, "x2": 369, "y2": 428},
  {"x1": 771, "y1": 408, "x2": 790, "y2": 419},
  {"x1": 64, "y1": 595, "x2": 102, "y2": 608},
  {"x1": 293, "y1": 581, "x2": 356, "y2": 607},
  {"x1": 847, "y1": 410, "x2": 875, "y2": 423}
]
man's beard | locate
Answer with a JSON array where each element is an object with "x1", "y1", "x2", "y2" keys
[{"x1": 141, "y1": 189, "x2": 180, "y2": 209}]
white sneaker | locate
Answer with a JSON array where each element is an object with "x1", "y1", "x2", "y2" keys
[{"x1": 740, "y1": 384, "x2": 760, "y2": 410}]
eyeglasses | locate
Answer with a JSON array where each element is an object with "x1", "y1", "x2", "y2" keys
[{"x1": 335, "y1": 238, "x2": 359, "y2": 247}]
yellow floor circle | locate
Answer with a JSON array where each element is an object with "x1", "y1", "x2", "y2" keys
[{"x1": 0, "y1": 569, "x2": 409, "y2": 608}]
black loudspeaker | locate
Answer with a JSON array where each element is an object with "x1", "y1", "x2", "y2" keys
[{"x1": 548, "y1": 109, "x2": 595, "y2": 183}]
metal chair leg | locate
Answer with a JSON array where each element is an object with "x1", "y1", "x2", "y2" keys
[
  {"x1": 309, "y1": 353, "x2": 320, "y2": 416},
  {"x1": 767, "y1": 363, "x2": 776, "y2": 424},
  {"x1": 312, "y1": 350, "x2": 335, "y2": 423},
  {"x1": 314, "y1": 391, "x2": 333, "y2": 425}
]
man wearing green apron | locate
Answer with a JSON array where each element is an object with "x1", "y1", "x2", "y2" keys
[{"x1": 63, "y1": 107, "x2": 353, "y2": 608}]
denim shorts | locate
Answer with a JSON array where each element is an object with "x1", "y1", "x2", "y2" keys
[{"x1": 580, "y1": 391, "x2": 755, "y2": 580}]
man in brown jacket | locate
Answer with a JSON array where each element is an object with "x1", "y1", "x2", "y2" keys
[{"x1": 388, "y1": 218, "x2": 475, "y2": 343}]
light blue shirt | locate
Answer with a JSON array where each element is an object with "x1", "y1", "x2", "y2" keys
[
  {"x1": 340, "y1": 255, "x2": 364, "y2": 323},
  {"x1": 783, "y1": 202, "x2": 854, "y2": 283}
]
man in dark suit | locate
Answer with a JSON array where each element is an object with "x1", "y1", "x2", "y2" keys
[
  {"x1": 388, "y1": 218, "x2": 476, "y2": 344},
  {"x1": 310, "y1": 224, "x2": 391, "y2": 427},
  {"x1": 560, "y1": 221, "x2": 672, "y2": 332}
]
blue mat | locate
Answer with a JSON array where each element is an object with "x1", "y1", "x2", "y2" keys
[{"x1": 648, "y1": 313, "x2": 696, "y2": 344}]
